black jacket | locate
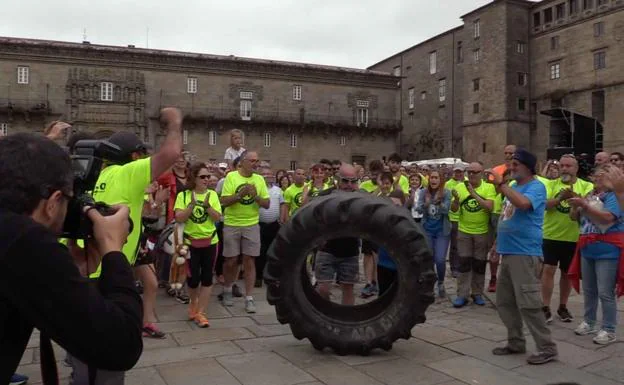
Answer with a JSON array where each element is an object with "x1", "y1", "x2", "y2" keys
[{"x1": 0, "y1": 210, "x2": 143, "y2": 384}]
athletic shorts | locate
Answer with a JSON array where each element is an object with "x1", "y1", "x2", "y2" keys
[
  {"x1": 314, "y1": 251, "x2": 359, "y2": 284},
  {"x1": 223, "y1": 224, "x2": 261, "y2": 257},
  {"x1": 542, "y1": 239, "x2": 577, "y2": 272}
]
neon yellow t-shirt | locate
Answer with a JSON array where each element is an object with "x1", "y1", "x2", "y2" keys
[
  {"x1": 283, "y1": 183, "x2": 306, "y2": 216},
  {"x1": 445, "y1": 178, "x2": 465, "y2": 222},
  {"x1": 542, "y1": 177, "x2": 594, "y2": 242},
  {"x1": 221, "y1": 171, "x2": 270, "y2": 227},
  {"x1": 92, "y1": 157, "x2": 151, "y2": 265},
  {"x1": 394, "y1": 174, "x2": 410, "y2": 193},
  {"x1": 359, "y1": 180, "x2": 378, "y2": 193},
  {"x1": 453, "y1": 181, "x2": 496, "y2": 235},
  {"x1": 307, "y1": 181, "x2": 330, "y2": 198},
  {"x1": 174, "y1": 190, "x2": 221, "y2": 245},
  {"x1": 493, "y1": 193, "x2": 504, "y2": 215}
]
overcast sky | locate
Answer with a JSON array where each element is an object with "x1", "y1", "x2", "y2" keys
[{"x1": 2, "y1": 0, "x2": 497, "y2": 69}]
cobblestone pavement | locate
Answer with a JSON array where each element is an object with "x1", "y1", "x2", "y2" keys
[{"x1": 18, "y1": 270, "x2": 624, "y2": 385}]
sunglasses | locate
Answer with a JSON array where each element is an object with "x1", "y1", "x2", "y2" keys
[
  {"x1": 198, "y1": 175, "x2": 210, "y2": 179},
  {"x1": 467, "y1": 170, "x2": 482, "y2": 175},
  {"x1": 340, "y1": 177, "x2": 359, "y2": 184}
]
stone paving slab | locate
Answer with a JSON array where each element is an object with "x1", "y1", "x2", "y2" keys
[
  {"x1": 134, "y1": 341, "x2": 242, "y2": 368},
  {"x1": 410, "y1": 324, "x2": 473, "y2": 345},
  {"x1": 583, "y1": 357, "x2": 624, "y2": 383},
  {"x1": 426, "y1": 356, "x2": 535, "y2": 385},
  {"x1": 513, "y1": 361, "x2": 622, "y2": 385},
  {"x1": 355, "y1": 358, "x2": 453, "y2": 385},
  {"x1": 304, "y1": 361, "x2": 383, "y2": 385},
  {"x1": 125, "y1": 367, "x2": 168, "y2": 385},
  {"x1": 245, "y1": 323, "x2": 294, "y2": 337},
  {"x1": 157, "y1": 357, "x2": 241, "y2": 385},
  {"x1": 172, "y1": 327, "x2": 255, "y2": 346},
  {"x1": 233, "y1": 334, "x2": 310, "y2": 353},
  {"x1": 217, "y1": 351, "x2": 315, "y2": 385}
]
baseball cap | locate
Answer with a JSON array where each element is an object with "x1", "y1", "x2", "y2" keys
[
  {"x1": 218, "y1": 162, "x2": 227, "y2": 169},
  {"x1": 108, "y1": 131, "x2": 148, "y2": 156},
  {"x1": 453, "y1": 164, "x2": 465, "y2": 171}
]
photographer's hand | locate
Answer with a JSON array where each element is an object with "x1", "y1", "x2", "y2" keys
[{"x1": 88, "y1": 205, "x2": 131, "y2": 256}]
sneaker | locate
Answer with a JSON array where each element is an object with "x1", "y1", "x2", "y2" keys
[
  {"x1": 526, "y1": 351, "x2": 557, "y2": 365},
  {"x1": 222, "y1": 291, "x2": 234, "y2": 306},
  {"x1": 451, "y1": 270, "x2": 459, "y2": 278},
  {"x1": 487, "y1": 278, "x2": 497, "y2": 293},
  {"x1": 542, "y1": 306, "x2": 553, "y2": 324},
  {"x1": 10, "y1": 373, "x2": 29, "y2": 385},
  {"x1": 175, "y1": 291, "x2": 190, "y2": 305},
  {"x1": 453, "y1": 296, "x2": 468, "y2": 308},
  {"x1": 142, "y1": 323, "x2": 166, "y2": 339},
  {"x1": 437, "y1": 283, "x2": 446, "y2": 298},
  {"x1": 232, "y1": 284, "x2": 243, "y2": 298},
  {"x1": 492, "y1": 346, "x2": 526, "y2": 355},
  {"x1": 574, "y1": 321, "x2": 598, "y2": 336},
  {"x1": 557, "y1": 306, "x2": 573, "y2": 323},
  {"x1": 593, "y1": 330, "x2": 616, "y2": 345},
  {"x1": 371, "y1": 281, "x2": 379, "y2": 294},
  {"x1": 193, "y1": 312, "x2": 210, "y2": 328},
  {"x1": 166, "y1": 285, "x2": 176, "y2": 297},
  {"x1": 245, "y1": 298, "x2": 257, "y2": 313},
  {"x1": 472, "y1": 294, "x2": 486, "y2": 306},
  {"x1": 360, "y1": 283, "x2": 374, "y2": 298}
]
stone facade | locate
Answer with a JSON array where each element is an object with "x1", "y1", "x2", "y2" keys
[
  {"x1": 370, "y1": 0, "x2": 624, "y2": 166},
  {"x1": 0, "y1": 38, "x2": 400, "y2": 169}
]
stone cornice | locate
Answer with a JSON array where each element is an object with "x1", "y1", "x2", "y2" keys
[{"x1": 0, "y1": 37, "x2": 399, "y2": 89}]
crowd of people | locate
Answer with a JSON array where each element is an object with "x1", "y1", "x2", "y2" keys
[{"x1": 3, "y1": 114, "x2": 624, "y2": 383}]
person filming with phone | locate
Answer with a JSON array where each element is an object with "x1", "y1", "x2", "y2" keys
[{"x1": 0, "y1": 133, "x2": 143, "y2": 384}]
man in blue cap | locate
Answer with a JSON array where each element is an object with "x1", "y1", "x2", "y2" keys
[{"x1": 486, "y1": 148, "x2": 558, "y2": 365}]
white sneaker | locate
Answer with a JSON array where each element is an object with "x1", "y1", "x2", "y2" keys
[
  {"x1": 593, "y1": 330, "x2": 616, "y2": 345},
  {"x1": 574, "y1": 321, "x2": 598, "y2": 336},
  {"x1": 245, "y1": 298, "x2": 257, "y2": 314}
]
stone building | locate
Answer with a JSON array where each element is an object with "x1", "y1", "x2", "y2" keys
[
  {"x1": 370, "y1": 0, "x2": 624, "y2": 166},
  {"x1": 0, "y1": 38, "x2": 400, "y2": 170}
]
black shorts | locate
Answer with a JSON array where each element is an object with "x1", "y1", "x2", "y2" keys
[
  {"x1": 542, "y1": 239, "x2": 577, "y2": 272},
  {"x1": 361, "y1": 239, "x2": 379, "y2": 255}
]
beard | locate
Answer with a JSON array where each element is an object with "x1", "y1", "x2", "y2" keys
[{"x1": 560, "y1": 173, "x2": 573, "y2": 183}]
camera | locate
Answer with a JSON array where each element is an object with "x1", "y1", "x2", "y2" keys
[{"x1": 62, "y1": 140, "x2": 134, "y2": 239}]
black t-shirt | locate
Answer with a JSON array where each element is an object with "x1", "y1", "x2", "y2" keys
[{"x1": 315, "y1": 188, "x2": 360, "y2": 258}]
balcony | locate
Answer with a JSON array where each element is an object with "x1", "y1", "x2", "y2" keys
[
  {"x1": 158, "y1": 107, "x2": 402, "y2": 132},
  {"x1": 0, "y1": 98, "x2": 50, "y2": 121}
]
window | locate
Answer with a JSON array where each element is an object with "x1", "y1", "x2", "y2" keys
[
  {"x1": 597, "y1": 0, "x2": 608, "y2": 5},
  {"x1": 457, "y1": 41, "x2": 463, "y2": 63},
  {"x1": 240, "y1": 100, "x2": 252, "y2": 120},
  {"x1": 518, "y1": 98, "x2": 527, "y2": 111},
  {"x1": 473, "y1": 103, "x2": 480, "y2": 114},
  {"x1": 594, "y1": 51, "x2": 606, "y2": 70},
  {"x1": 240, "y1": 91, "x2": 253, "y2": 100},
  {"x1": 17, "y1": 66, "x2": 29, "y2": 84},
  {"x1": 100, "y1": 82, "x2": 113, "y2": 101},
  {"x1": 473, "y1": 78, "x2": 480, "y2": 91},
  {"x1": 183, "y1": 129, "x2": 188, "y2": 145},
  {"x1": 473, "y1": 49, "x2": 480, "y2": 63},
  {"x1": 583, "y1": 0, "x2": 593, "y2": 9},
  {"x1": 594, "y1": 22, "x2": 605, "y2": 37},
  {"x1": 544, "y1": 8, "x2": 553, "y2": 23},
  {"x1": 518, "y1": 72, "x2": 528, "y2": 86},
  {"x1": 556, "y1": 3, "x2": 566, "y2": 19},
  {"x1": 356, "y1": 100, "x2": 369, "y2": 108},
  {"x1": 208, "y1": 130, "x2": 217, "y2": 146},
  {"x1": 551, "y1": 35, "x2": 560, "y2": 50},
  {"x1": 408, "y1": 88, "x2": 415, "y2": 109},
  {"x1": 421, "y1": 91, "x2": 426, "y2": 100},
  {"x1": 357, "y1": 108, "x2": 368, "y2": 127},
  {"x1": 292, "y1": 85, "x2": 302, "y2": 101},
  {"x1": 264, "y1": 132, "x2": 271, "y2": 147},
  {"x1": 570, "y1": 0, "x2": 578, "y2": 13},
  {"x1": 429, "y1": 51, "x2": 437, "y2": 74},
  {"x1": 340, "y1": 136, "x2": 347, "y2": 147},
  {"x1": 0, "y1": 123, "x2": 7, "y2": 136},
  {"x1": 290, "y1": 133, "x2": 297, "y2": 148},
  {"x1": 516, "y1": 41, "x2": 526, "y2": 54},
  {"x1": 393, "y1": 66, "x2": 401, "y2": 76},
  {"x1": 290, "y1": 161, "x2": 297, "y2": 171},
  {"x1": 550, "y1": 62, "x2": 561, "y2": 79},
  {"x1": 474, "y1": 19, "x2": 480, "y2": 39},
  {"x1": 438, "y1": 79, "x2": 446, "y2": 102},
  {"x1": 534, "y1": 12, "x2": 541, "y2": 26},
  {"x1": 187, "y1": 77, "x2": 197, "y2": 94}
]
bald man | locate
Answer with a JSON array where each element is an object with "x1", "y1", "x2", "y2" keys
[
  {"x1": 595, "y1": 152, "x2": 610, "y2": 167},
  {"x1": 493, "y1": 145, "x2": 517, "y2": 177}
]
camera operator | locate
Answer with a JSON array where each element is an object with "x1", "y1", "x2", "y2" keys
[
  {"x1": 0, "y1": 133, "x2": 143, "y2": 384},
  {"x1": 92, "y1": 107, "x2": 183, "y2": 339}
]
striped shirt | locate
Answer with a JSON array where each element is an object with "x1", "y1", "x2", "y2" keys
[{"x1": 260, "y1": 185, "x2": 284, "y2": 223}]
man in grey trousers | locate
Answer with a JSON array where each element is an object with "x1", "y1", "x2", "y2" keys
[{"x1": 486, "y1": 148, "x2": 558, "y2": 365}]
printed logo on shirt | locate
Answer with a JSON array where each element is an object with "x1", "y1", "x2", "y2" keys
[
  {"x1": 428, "y1": 204, "x2": 440, "y2": 219},
  {"x1": 501, "y1": 199, "x2": 515, "y2": 222},
  {"x1": 190, "y1": 205, "x2": 209, "y2": 224},
  {"x1": 235, "y1": 184, "x2": 256, "y2": 205},
  {"x1": 93, "y1": 182, "x2": 107, "y2": 194},
  {"x1": 554, "y1": 189, "x2": 571, "y2": 214},
  {"x1": 294, "y1": 192, "x2": 304, "y2": 206},
  {"x1": 462, "y1": 197, "x2": 482, "y2": 213}
]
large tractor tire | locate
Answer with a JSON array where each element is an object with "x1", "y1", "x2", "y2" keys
[{"x1": 264, "y1": 191, "x2": 436, "y2": 356}]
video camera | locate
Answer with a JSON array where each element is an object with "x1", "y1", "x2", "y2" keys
[{"x1": 62, "y1": 139, "x2": 134, "y2": 239}]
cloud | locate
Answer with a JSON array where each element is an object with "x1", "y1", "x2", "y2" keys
[{"x1": 0, "y1": 0, "x2": 491, "y2": 68}]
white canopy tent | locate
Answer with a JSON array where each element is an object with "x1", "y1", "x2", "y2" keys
[{"x1": 402, "y1": 157, "x2": 468, "y2": 168}]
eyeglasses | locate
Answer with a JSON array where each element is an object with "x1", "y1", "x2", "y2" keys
[
  {"x1": 610, "y1": 158, "x2": 620, "y2": 163},
  {"x1": 198, "y1": 175, "x2": 210, "y2": 179},
  {"x1": 340, "y1": 177, "x2": 359, "y2": 184}
]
